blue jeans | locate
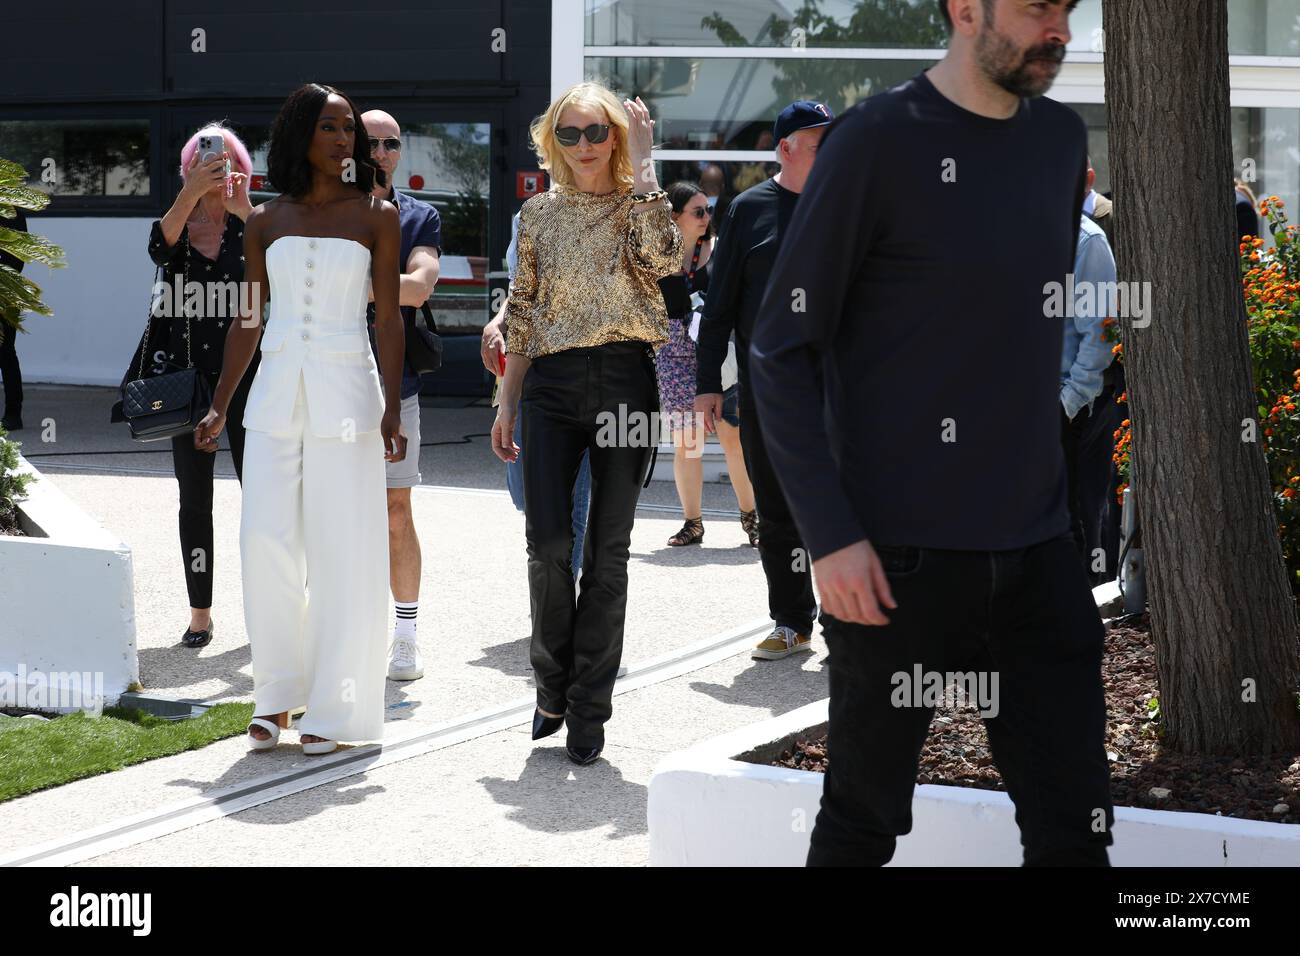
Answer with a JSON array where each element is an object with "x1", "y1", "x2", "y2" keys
[{"x1": 506, "y1": 409, "x2": 591, "y2": 579}]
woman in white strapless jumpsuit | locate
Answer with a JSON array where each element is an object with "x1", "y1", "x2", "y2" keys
[{"x1": 237, "y1": 235, "x2": 390, "y2": 745}]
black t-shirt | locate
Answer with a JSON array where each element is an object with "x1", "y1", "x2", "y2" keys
[
  {"x1": 696, "y1": 177, "x2": 798, "y2": 399},
  {"x1": 657, "y1": 243, "x2": 711, "y2": 323},
  {"x1": 750, "y1": 72, "x2": 1087, "y2": 557},
  {"x1": 147, "y1": 216, "x2": 256, "y2": 379}
]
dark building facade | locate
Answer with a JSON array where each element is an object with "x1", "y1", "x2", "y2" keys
[{"x1": 0, "y1": 0, "x2": 553, "y2": 394}]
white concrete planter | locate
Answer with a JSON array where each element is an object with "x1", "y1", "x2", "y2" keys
[
  {"x1": 649, "y1": 582, "x2": 1300, "y2": 866},
  {"x1": 0, "y1": 452, "x2": 138, "y2": 712},
  {"x1": 649, "y1": 698, "x2": 1300, "y2": 866}
]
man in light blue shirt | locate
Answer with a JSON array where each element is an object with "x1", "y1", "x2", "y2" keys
[{"x1": 1061, "y1": 213, "x2": 1118, "y2": 566}]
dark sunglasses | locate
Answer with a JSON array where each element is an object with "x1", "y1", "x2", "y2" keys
[
  {"x1": 368, "y1": 137, "x2": 402, "y2": 152},
  {"x1": 685, "y1": 206, "x2": 712, "y2": 219},
  {"x1": 554, "y1": 124, "x2": 610, "y2": 147}
]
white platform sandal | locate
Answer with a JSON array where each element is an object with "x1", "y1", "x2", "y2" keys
[
  {"x1": 300, "y1": 733, "x2": 338, "y2": 756},
  {"x1": 247, "y1": 714, "x2": 288, "y2": 751}
]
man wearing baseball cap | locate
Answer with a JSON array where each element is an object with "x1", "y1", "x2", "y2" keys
[{"x1": 694, "y1": 100, "x2": 833, "y2": 662}]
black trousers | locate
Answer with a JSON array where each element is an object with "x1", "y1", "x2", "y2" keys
[
  {"x1": 171, "y1": 367, "x2": 254, "y2": 609},
  {"x1": 1062, "y1": 381, "x2": 1125, "y2": 584},
  {"x1": 1079, "y1": 374, "x2": 1125, "y2": 584},
  {"x1": 1060, "y1": 405, "x2": 1089, "y2": 561},
  {"x1": 521, "y1": 342, "x2": 656, "y2": 749},
  {"x1": 738, "y1": 399, "x2": 817, "y2": 636},
  {"x1": 0, "y1": 321, "x2": 22, "y2": 419},
  {"x1": 806, "y1": 533, "x2": 1113, "y2": 866}
]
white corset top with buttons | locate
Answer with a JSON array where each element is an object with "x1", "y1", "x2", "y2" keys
[
  {"x1": 265, "y1": 235, "x2": 372, "y2": 344},
  {"x1": 241, "y1": 235, "x2": 387, "y2": 437}
]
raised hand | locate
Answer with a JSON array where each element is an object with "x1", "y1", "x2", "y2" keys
[
  {"x1": 622, "y1": 96, "x2": 658, "y2": 191},
  {"x1": 181, "y1": 150, "x2": 227, "y2": 203}
]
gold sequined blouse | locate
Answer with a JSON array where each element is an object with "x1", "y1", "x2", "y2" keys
[{"x1": 504, "y1": 184, "x2": 683, "y2": 360}]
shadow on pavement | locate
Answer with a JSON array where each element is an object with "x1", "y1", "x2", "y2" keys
[{"x1": 478, "y1": 745, "x2": 647, "y2": 840}]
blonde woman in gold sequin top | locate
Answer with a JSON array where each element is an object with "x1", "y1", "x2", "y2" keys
[{"x1": 490, "y1": 81, "x2": 682, "y2": 765}]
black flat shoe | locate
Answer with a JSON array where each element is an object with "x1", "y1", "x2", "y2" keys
[
  {"x1": 1, "y1": 415, "x2": 22, "y2": 432},
  {"x1": 181, "y1": 620, "x2": 214, "y2": 648},
  {"x1": 566, "y1": 744, "x2": 603, "y2": 766},
  {"x1": 532, "y1": 708, "x2": 565, "y2": 740}
]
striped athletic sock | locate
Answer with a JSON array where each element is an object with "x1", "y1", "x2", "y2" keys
[{"x1": 394, "y1": 601, "x2": 418, "y2": 639}]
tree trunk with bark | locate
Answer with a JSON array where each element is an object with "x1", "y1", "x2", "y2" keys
[{"x1": 1103, "y1": 0, "x2": 1300, "y2": 753}]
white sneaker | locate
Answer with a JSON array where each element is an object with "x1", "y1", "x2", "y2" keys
[{"x1": 387, "y1": 637, "x2": 424, "y2": 681}]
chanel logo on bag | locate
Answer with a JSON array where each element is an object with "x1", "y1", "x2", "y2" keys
[{"x1": 151, "y1": 400, "x2": 163, "y2": 410}]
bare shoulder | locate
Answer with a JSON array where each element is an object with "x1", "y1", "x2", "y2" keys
[
  {"x1": 363, "y1": 194, "x2": 399, "y2": 240},
  {"x1": 366, "y1": 193, "x2": 398, "y2": 223}
]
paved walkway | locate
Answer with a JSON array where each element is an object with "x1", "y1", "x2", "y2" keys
[{"x1": 1, "y1": 384, "x2": 828, "y2": 866}]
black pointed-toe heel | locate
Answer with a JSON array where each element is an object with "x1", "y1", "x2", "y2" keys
[
  {"x1": 566, "y1": 744, "x2": 603, "y2": 766},
  {"x1": 532, "y1": 709, "x2": 565, "y2": 741}
]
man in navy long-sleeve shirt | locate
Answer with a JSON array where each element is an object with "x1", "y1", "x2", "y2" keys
[
  {"x1": 695, "y1": 101, "x2": 832, "y2": 662},
  {"x1": 750, "y1": 0, "x2": 1112, "y2": 867}
]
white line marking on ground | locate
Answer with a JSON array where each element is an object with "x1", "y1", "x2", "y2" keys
[{"x1": 0, "y1": 617, "x2": 775, "y2": 867}]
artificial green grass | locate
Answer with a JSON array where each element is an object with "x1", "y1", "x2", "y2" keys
[{"x1": 0, "y1": 703, "x2": 254, "y2": 803}]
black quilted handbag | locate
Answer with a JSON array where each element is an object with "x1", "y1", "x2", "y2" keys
[
  {"x1": 121, "y1": 365, "x2": 212, "y2": 442},
  {"x1": 112, "y1": 246, "x2": 213, "y2": 442}
]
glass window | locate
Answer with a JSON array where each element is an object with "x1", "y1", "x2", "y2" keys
[
  {"x1": 0, "y1": 119, "x2": 149, "y2": 197},
  {"x1": 397, "y1": 123, "x2": 491, "y2": 260},
  {"x1": 1063, "y1": 103, "x2": 1300, "y2": 247},
  {"x1": 1071, "y1": 103, "x2": 1110, "y2": 195},
  {"x1": 587, "y1": 0, "x2": 1107, "y2": 50},
  {"x1": 1233, "y1": 106, "x2": 1300, "y2": 236},
  {"x1": 1229, "y1": 0, "x2": 1300, "y2": 56},
  {"x1": 586, "y1": 56, "x2": 938, "y2": 150},
  {"x1": 397, "y1": 123, "x2": 492, "y2": 335},
  {"x1": 587, "y1": 0, "x2": 949, "y2": 48}
]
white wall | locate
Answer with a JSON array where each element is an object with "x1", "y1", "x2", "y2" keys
[{"x1": 18, "y1": 217, "x2": 153, "y2": 387}]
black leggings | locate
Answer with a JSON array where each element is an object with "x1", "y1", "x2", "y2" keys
[{"x1": 171, "y1": 369, "x2": 253, "y2": 609}]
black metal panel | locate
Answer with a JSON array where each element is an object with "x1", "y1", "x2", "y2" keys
[
  {"x1": 165, "y1": 0, "x2": 505, "y2": 95},
  {"x1": 0, "y1": 2, "x2": 164, "y2": 101}
]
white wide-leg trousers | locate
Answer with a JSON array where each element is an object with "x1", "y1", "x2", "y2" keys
[{"x1": 240, "y1": 370, "x2": 389, "y2": 742}]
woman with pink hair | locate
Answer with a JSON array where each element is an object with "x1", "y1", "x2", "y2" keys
[{"x1": 143, "y1": 121, "x2": 259, "y2": 649}]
